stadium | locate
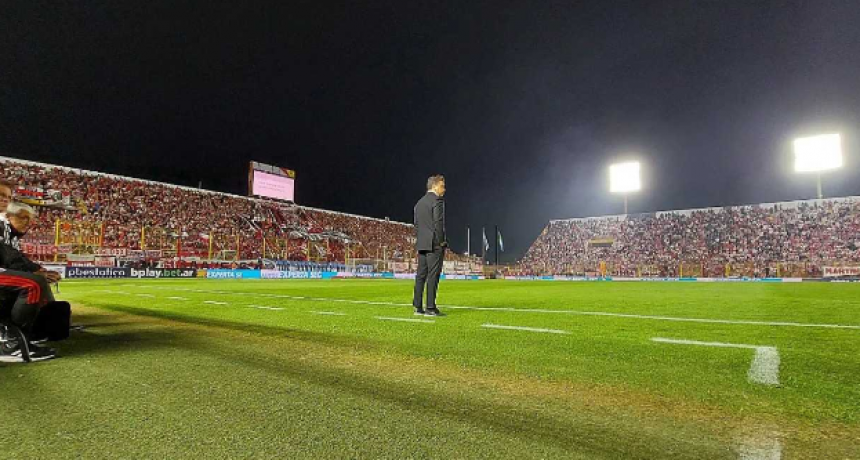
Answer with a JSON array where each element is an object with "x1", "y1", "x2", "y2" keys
[
  {"x1": 3, "y1": 3, "x2": 860, "y2": 459},
  {"x1": 2, "y1": 153, "x2": 859, "y2": 458}
]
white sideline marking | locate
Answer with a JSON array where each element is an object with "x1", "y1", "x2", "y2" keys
[
  {"x1": 135, "y1": 294, "x2": 155, "y2": 298},
  {"x1": 375, "y1": 316, "x2": 435, "y2": 324},
  {"x1": 95, "y1": 290, "x2": 116, "y2": 293},
  {"x1": 248, "y1": 305, "x2": 284, "y2": 311},
  {"x1": 737, "y1": 429, "x2": 782, "y2": 460},
  {"x1": 652, "y1": 338, "x2": 780, "y2": 386},
  {"x1": 482, "y1": 324, "x2": 568, "y2": 334},
  {"x1": 154, "y1": 287, "x2": 860, "y2": 330},
  {"x1": 446, "y1": 305, "x2": 860, "y2": 329},
  {"x1": 311, "y1": 311, "x2": 347, "y2": 316},
  {"x1": 167, "y1": 297, "x2": 189, "y2": 301},
  {"x1": 203, "y1": 301, "x2": 228, "y2": 306}
]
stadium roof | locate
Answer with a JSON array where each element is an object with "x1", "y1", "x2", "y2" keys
[
  {"x1": 550, "y1": 195, "x2": 860, "y2": 224},
  {"x1": 0, "y1": 155, "x2": 412, "y2": 226}
]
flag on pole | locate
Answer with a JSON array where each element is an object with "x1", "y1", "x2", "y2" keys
[
  {"x1": 482, "y1": 228, "x2": 490, "y2": 252},
  {"x1": 498, "y1": 230, "x2": 504, "y2": 252}
]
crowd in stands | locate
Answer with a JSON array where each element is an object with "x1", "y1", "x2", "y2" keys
[
  {"x1": 1, "y1": 157, "x2": 414, "y2": 264},
  {"x1": 522, "y1": 198, "x2": 860, "y2": 278}
]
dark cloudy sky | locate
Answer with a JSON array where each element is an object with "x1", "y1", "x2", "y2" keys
[{"x1": 2, "y1": 1, "x2": 860, "y2": 260}]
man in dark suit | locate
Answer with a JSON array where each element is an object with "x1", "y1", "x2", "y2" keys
[{"x1": 413, "y1": 174, "x2": 447, "y2": 316}]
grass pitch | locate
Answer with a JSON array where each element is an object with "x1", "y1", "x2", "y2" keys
[{"x1": 2, "y1": 279, "x2": 859, "y2": 458}]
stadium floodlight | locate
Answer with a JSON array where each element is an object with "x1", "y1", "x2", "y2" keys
[
  {"x1": 609, "y1": 161, "x2": 641, "y2": 214},
  {"x1": 793, "y1": 133, "x2": 842, "y2": 199}
]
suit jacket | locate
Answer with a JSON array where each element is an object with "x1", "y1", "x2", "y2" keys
[{"x1": 413, "y1": 192, "x2": 446, "y2": 252}]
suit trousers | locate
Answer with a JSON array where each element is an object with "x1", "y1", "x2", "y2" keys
[{"x1": 413, "y1": 247, "x2": 445, "y2": 310}]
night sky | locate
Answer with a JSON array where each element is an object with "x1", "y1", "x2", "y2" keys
[{"x1": 3, "y1": 1, "x2": 860, "y2": 261}]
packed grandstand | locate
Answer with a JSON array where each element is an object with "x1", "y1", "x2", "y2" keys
[
  {"x1": 1, "y1": 156, "x2": 419, "y2": 268},
  {"x1": 521, "y1": 197, "x2": 860, "y2": 278},
  {"x1": 4, "y1": 155, "x2": 859, "y2": 279}
]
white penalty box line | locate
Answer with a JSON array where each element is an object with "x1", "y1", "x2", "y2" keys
[
  {"x1": 144, "y1": 286, "x2": 860, "y2": 330},
  {"x1": 375, "y1": 316, "x2": 435, "y2": 324},
  {"x1": 482, "y1": 324, "x2": 568, "y2": 334},
  {"x1": 652, "y1": 338, "x2": 780, "y2": 386}
]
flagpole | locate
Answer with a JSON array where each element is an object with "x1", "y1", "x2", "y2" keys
[
  {"x1": 495, "y1": 225, "x2": 499, "y2": 267},
  {"x1": 466, "y1": 226, "x2": 470, "y2": 255}
]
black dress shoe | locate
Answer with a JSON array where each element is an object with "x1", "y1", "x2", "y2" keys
[
  {"x1": 414, "y1": 309, "x2": 426, "y2": 315},
  {"x1": 424, "y1": 309, "x2": 445, "y2": 317}
]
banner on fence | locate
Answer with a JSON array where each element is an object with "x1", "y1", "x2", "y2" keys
[
  {"x1": 260, "y1": 270, "x2": 336, "y2": 279},
  {"x1": 94, "y1": 248, "x2": 129, "y2": 257},
  {"x1": 335, "y1": 272, "x2": 395, "y2": 279},
  {"x1": 206, "y1": 269, "x2": 262, "y2": 279},
  {"x1": 66, "y1": 267, "x2": 131, "y2": 279},
  {"x1": 41, "y1": 264, "x2": 67, "y2": 278},
  {"x1": 823, "y1": 266, "x2": 860, "y2": 277},
  {"x1": 64, "y1": 266, "x2": 198, "y2": 279},
  {"x1": 20, "y1": 243, "x2": 58, "y2": 256},
  {"x1": 129, "y1": 268, "x2": 197, "y2": 279}
]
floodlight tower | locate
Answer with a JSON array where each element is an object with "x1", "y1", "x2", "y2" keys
[
  {"x1": 609, "y1": 161, "x2": 641, "y2": 214},
  {"x1": 793, "y1": 133, "x2": 843, "y2": 199}
]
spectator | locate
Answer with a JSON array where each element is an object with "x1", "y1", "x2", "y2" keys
[
  {"x1": 0, "y1": 157, "x2": 414, "y2": 266},
  {"x1": 522, "y1": 199, "x2": 860, "y2": 277}
]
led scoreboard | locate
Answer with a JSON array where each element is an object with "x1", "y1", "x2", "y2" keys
[{"x1": 248, "y1": 161, "x2": 296, "y2": 202}]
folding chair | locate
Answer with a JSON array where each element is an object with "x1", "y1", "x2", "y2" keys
[{"x1": 0, "y1": 317, "x2": 31, "y2": 363}]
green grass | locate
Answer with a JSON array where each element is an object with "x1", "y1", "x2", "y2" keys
[{"x1": 2, "y1": 279, "x2": 859, "y2": 458}]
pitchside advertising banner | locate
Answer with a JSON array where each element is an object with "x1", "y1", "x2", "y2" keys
[
  {"x1": 206, "y1": 269, "x2": 262, "y2": 279},
  {"x1": 261, "y1": 270, "x2": 336, "y2": 279},
  {"x1": 41, "y1": 264, "x2": 67, "y2": 279},
  {"x1": 394, "y1": 273, "x2": 485, "y2": 280},
  {"x1": 335, "y1": 272, "x2": 395, "y2": 279},
  {"x1": 502, "y1": 275, "x2": 805, "y2": 282},
  {"x1": 54, "y1": 268, "x2": 818, "y2": 282},
  {"x1": 823, "y1": 266, "x2": 860, "y2": 277},
  {"x1": 65, "y1": 267, "x2": 197, "y2": 279},
  {"x1": 66, "y1": 267, "x2": 130, "y2": 279},
  {"x1": 205, "y1": 270, "x2": 400, "y2": 279},
  {"x1": 128, "y1": 268, "x2": 197, "y2": 279}
]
